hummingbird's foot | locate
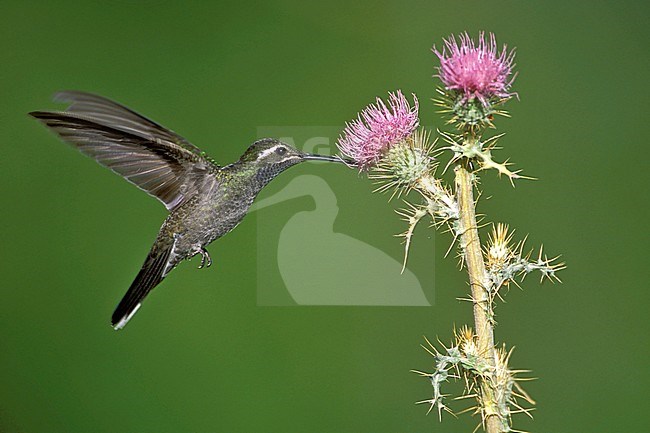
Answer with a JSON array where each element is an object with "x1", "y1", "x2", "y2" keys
[
  {"x1": 197, "y1": 248, "x2": 212, "y2": 269},
  {"x1": 190, "y1": 245, "x2": 212, "y2": 269}
]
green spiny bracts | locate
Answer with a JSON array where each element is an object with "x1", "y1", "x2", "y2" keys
[
  {"x1": 369, "y1": 129, "x2": 438, "y2": 197},
  {"x1": 384, "y1": 140, "x2": 430, "y2": 186},
  {"x1": 434, "y1": 88, "x2": 510, "y2": 131},
  {"x1": 413, "y1": 328, "x2": 535, "y2": 430}
]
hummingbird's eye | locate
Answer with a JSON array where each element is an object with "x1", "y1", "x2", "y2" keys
[{"x1": 275, "y1": 147, "x2": 287, "y2": 156}]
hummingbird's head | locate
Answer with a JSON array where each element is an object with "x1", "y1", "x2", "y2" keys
[
  {"x1": 241, "y1": 138, "x2": 344, "y2": 165},
  {"x1": 239, "y1": 138, "x2": 347, "y2": 185}
]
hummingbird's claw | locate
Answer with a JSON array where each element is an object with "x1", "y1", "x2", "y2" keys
[
  {"x1": 198, "y1": 248, "x2": 212, "y2": 269},
  {"x1": 191, "y1": 245, "x2": 212, "y2": 269}
]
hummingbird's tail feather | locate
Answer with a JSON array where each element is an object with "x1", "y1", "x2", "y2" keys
[{"x1": 111, "y1": 243, "x2": 175, "y2": 330}]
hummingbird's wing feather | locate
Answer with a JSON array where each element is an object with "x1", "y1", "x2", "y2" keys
[
  {"x1": 111, "y1": 238, "x2": 176, "y2": 330},
  {"x1": 53, "y1": 90, "x2": 211, "y2": 161},
  {"x1": 30, "y1": 98, "x2": 217, "y2": 211}
]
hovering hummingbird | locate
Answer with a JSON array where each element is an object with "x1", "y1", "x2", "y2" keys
[{"x1": 30, "y1": 91, "x2": 348, "y2": 330}]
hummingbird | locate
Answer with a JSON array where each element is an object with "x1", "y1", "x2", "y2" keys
[{"x1": 30, "y1": 91, "x2": 348, "y2": 330}]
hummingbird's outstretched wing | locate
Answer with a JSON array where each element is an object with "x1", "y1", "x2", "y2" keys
[{"x1": 30, "y1": 91, "x2": 219, "y2": 211}]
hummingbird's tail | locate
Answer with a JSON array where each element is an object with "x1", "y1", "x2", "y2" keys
[{"x1": 111, "y1": 242, "x2": 175, "y2": 330}]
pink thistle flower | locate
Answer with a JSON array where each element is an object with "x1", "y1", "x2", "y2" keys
[
  {"x1": 433, "y1": 32, "x2": 516, "y2": 106},
  {"x1": 337, "y1": 91, "x2": 419, "y2": 169}
]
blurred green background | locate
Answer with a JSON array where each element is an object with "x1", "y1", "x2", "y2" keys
[{"x1": 1, "y1": 1, "x2": 648, "y2": 432}]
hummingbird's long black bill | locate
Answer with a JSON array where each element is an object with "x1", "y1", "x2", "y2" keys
[{"x1": 303, "y1": 154, "x2": 356, "y2": 166}]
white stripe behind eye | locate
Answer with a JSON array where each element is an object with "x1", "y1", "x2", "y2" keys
[{"x1": 256, "y1": 145, "x2": 283, "y2": 161}]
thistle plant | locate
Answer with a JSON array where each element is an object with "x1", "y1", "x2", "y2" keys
[{"x1": 336, "y1": 32, "x2": 564, "y2": 433}]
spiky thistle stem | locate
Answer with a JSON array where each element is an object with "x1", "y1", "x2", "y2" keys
[
  {"x1": 454, "y1": 150, "x2": 500, "y2": 433},
  {"x1": 332, "y1": 42, "x2": 562, "y2": 429}
]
